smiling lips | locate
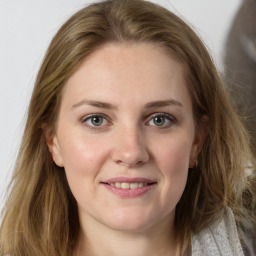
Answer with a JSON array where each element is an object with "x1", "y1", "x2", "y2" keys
[
  {"x1": 107, "y1": 182, "x2": 150, "y2": 189},
  {"x1": 101, "y1": 177, "x2": 157, "y2": 198}
]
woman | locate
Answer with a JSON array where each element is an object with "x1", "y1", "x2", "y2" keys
[{"x1": 0, "y1": 0, "x2": 255, "y2": 255}]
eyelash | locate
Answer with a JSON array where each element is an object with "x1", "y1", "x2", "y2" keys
[
  {"x1": 81, "y1": 112, "x2": 176, "y2": 129},
  {"x1": 81, "y1": 113, "x2": 110, "y2": 129},
  {"x1": 146, "y1": 113, "x2": 176, "y2": 128}
]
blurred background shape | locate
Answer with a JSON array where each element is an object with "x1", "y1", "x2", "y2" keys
[{"x1": 224, "y1": 0, "x2": 256, "y2": 156}]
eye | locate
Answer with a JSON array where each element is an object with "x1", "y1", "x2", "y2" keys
[
  {"x1": 147, "y1": 113, "x2": 175, "y2": 127},
  {"x1": 82, "y1": 114, "x2": 108, "y2": 128}
]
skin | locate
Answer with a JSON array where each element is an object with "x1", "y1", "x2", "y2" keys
[{"x1": 48, "y1": 43, "x2": 207, "y2": 256}]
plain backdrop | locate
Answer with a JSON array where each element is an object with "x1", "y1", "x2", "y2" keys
[{"x1": 0, "y1": 0, "x2": 241, "y2": 208}]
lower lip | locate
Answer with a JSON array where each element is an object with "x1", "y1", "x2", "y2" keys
[{"x1": 102, "y1": 183, "x2": 156, "y2": 198}]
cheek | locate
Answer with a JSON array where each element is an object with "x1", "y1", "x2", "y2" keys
[
  {"x1": 160, "y1": 143, "x2": 190, "y2": 191},
  {"x1": 58, "y1": 134, "x2": 110, "y2": 180},
  {"x1": 152, "y1": 136, "x2": 192, "y2": 207},
  {"x1": 155, "y1": 136, "x2": 192, "y2": 173},
  {"x1": 58, "y1": 135, "x2": 111, "y2": 207}
]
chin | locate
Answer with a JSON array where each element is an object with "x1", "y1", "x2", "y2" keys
[{"x1": 102, "y1": 209, "x2": 162, "y2": 233}]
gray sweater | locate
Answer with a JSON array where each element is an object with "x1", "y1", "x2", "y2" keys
[{"x1": 191, "y1": 207, "x2": 253, "y2": 256}]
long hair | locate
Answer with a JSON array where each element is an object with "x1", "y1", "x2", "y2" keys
[
  {"x1": 0, "y1": 1, "x2": 255, "y2": 255},
  {"x1": 224, "y1": 0, "x2": 256, "y2": 155}
]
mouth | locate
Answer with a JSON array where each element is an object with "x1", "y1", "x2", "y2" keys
[
  {"x1": 101, "y1": 182, "x2": 156, "y2": 189},
  {"x1": 100, "y1": 177, "x2": 157, "y2": 198}
]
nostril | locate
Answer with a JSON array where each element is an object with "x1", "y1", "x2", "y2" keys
[
  {"x1": 136, "y1": 161, "x2": 145, "y2": 166},
  {"x1": 114, "y1": 160, "x2": 145, "y2": 168}
]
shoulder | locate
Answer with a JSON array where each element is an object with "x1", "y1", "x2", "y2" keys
[{"x1": 191, "y1": 207, "x2": 245, "y2": 256}]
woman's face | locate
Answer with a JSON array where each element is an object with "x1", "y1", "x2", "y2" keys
[{"x1": 49, "y1": 43, "x2": 206, "y2": 233}]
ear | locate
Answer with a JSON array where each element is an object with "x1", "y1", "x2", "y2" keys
[
  {"x1": 189, "y1": 116, "x2": 208, "y2": 168},
  {"x1": 42, "y1": 125, "x2": 64, "y2": 167}
]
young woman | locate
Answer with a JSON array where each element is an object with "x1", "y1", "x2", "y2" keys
[{"x1": 0, "y1": 0, "x2": 255, "y2": 255}]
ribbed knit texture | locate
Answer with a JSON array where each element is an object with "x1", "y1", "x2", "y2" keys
[{"x1": 191, "y1": 208, "x2": 244, "y2": 256}]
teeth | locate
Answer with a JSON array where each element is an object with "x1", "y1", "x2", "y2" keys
[
  {"x1": 108, "y1": 182, "x2": 151, "y2": 189},
  {"x1": 121, "y1": 183, "x2": 130, "y2": 189},
  {"x1": 130, "y1": 183, "x2": 139, "y2": 189},
  {"x1": 139, "y1": 183, "x2": 143, "y2": 187},
  {"x1": 115, "y1": 182, "x2": 121, "y2": 188}
]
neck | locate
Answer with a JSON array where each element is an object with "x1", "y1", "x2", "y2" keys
[{"x1": 74, "y1": 213, "x2": 180, "y2": 256}]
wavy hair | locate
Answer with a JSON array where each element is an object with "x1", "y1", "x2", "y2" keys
[{"x1": 0, "y1": 0, "x2": 255, "y2": 255}]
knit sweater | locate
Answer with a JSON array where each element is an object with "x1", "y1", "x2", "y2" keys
[{"x1": 191, "y1": 207, "x2": 246, "y2": 256}]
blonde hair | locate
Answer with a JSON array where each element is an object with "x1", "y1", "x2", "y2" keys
[{"x1": 0, "y1": 0, "x2": 255, "y2": 255}]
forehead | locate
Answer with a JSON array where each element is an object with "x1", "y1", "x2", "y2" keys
[{"x1": 61, "y1": 43, "x2": 192, "y2": 111}]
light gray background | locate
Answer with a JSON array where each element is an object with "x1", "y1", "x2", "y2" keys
[{"x1": 0, "y1": 0, "x2": 241, "y2": 208}]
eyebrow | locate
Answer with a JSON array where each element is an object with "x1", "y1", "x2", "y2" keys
[
  {"x1": 71, "y1": 99, "x2": 183, "y2": 110},
  {"x1": 145, "y1": 99, "x2": 183, "y2": 109},
  {"x1": 71, "y1": 99, "x2": 117, "y2": 110}
]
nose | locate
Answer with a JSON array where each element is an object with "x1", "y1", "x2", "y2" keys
[{"x1": 111, "y1": 125, "x2": 150, "y2": 167}]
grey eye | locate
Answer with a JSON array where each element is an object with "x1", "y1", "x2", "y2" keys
[
  {"x1": 91, "y1": 116, "x2": 104, "y2": 126},
  {"x1": 153, "y1": 116, "x2": 166, "y2": 126},
  {"x1": 91, "y1": 116, "x2": 103, "y2": 126},
  {"x1": 148, "y1": 114, "x2": 174, "y2": 127},
  {"x1": 84, "y1": 115, "x2": 107, "y2": 127}
]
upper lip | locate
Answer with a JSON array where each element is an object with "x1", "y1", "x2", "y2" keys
[{"x1": 102, "y1": 176, "x2": 157, "y2": 184}]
